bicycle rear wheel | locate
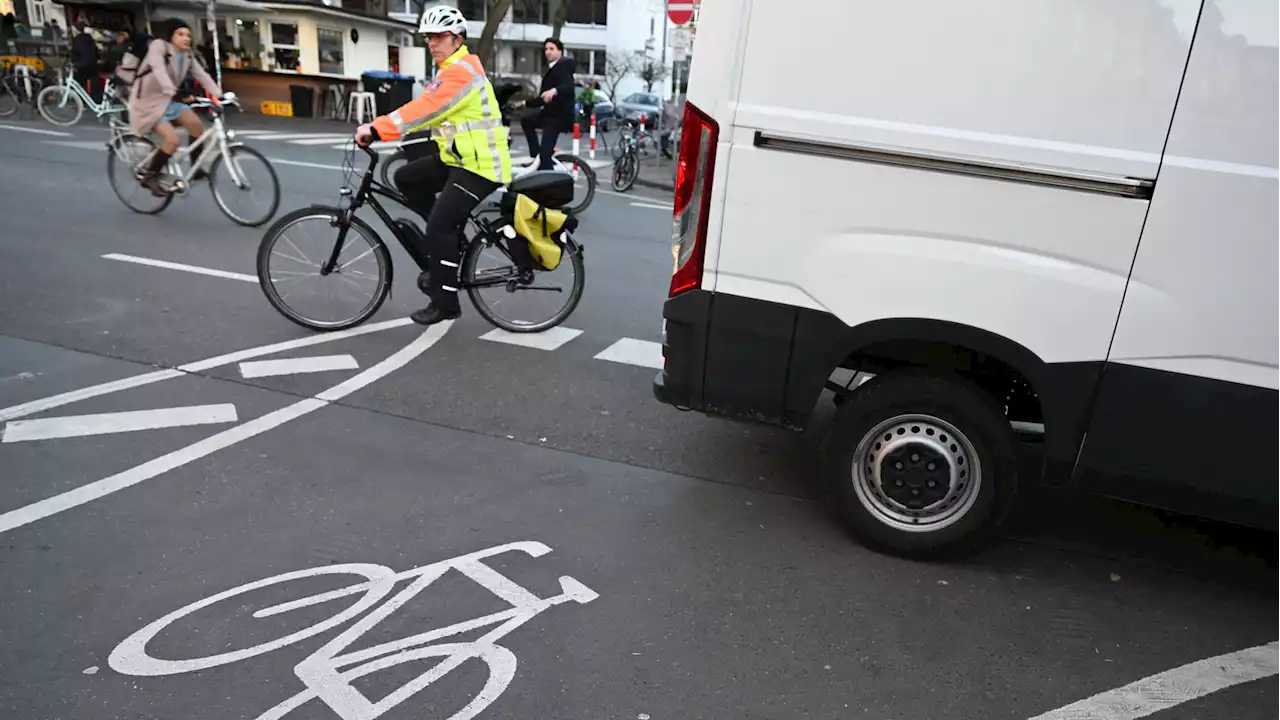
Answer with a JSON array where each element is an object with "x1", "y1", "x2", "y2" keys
[
  {"x1": 107, "y1": 134, "x2": 174, "y2": 215},
  {"x1": 462, "y1": 230, "x2": 585, "y2": 333},
  {"x1": 380, "y1": 149, "x2": 408, "y2": 189},
  {"x1": 37, "y1": 85, "x2": 83, "y2": 126},
  {"x1": 0, "y1": 79, "x2": 21, "y2": 117},
  {"x1": 554, "y1": 152, "x2": 596, "y2": 216},
  {"x1": 257, "y1": 207, "x2": 393, "y2": 331}
]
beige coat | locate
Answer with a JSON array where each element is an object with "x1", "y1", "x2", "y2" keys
[{"x1": 127, "y1": 40, "x2": 223, "y2": 135}]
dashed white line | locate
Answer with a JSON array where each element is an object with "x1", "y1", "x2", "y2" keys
[
  {"x1": 0, "y1": 322, "x2": 453, "y2": 534},
  {"x1": 102, "y1": 253, "x2": 257, "y2": 283},
  {"x1": 594, "y1": 338, "x2": 664, "y2": 369},
  {"x1": 239, "y1": 354, "x2": 360, "y2": 379},
  {"x1": 2, "y1": 404, "x2": 238, "y2": 443},
  {"x1": 0, "y1": 123, "x2": 72, "y2": 136},
  {"x1": 630, "y1": 202, "x2": 673, "y2": 210},
  {"x1": 0, "y1": 317, "x2": 414, "y2": 423},
  {"x1": 480, "y1": 327, "x2": 583, "y2": 351}
]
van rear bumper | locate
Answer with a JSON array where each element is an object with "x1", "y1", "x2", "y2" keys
[{"x1": 653, "y1": 289, "x2": 822, "y2": 430}]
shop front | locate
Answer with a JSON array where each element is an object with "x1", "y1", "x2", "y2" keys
[{"x1": 165, "y1": 0, "x2": 420, "y2": 117}]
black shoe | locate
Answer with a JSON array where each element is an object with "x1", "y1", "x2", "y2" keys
[{"x1": 410, "y1": 304, "x2": 461, "y2": 326}]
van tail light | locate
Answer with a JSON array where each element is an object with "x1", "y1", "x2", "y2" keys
[{"x1": 669, "y1": 101, "x2": 719, "y2": 298}]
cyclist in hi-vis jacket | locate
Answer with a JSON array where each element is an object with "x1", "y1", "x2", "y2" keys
[{"x1": 355, "y1": 5, "x2": 513, "y2": 326}]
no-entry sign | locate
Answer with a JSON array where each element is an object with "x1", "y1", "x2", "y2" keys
[{"x1": 667, "y1": 1, "x2": 695, "y2": 26}]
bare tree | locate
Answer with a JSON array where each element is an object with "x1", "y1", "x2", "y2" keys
[
  {"x1": 474, "y1": 0, "x2": 516, "y2": 67},
  {"x1": 601, "y1": 51, "x2": 635, "y2": 102},
  {"x1": 637, "y1": 54, "x2": 669, "y2": 92}
]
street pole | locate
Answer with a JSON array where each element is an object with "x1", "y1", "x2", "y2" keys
[
  {"x1": 207, "y1": 0, "x2": 222, "y2": 88},
  {"x1": 655, "y1": 4, "x2": 668, "y2": 170}
]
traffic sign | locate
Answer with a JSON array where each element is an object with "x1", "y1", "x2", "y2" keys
[{"x1": 667, "y1": 1, "x2": 694, "y2": 25}]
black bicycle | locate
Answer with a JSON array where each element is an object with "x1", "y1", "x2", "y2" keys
[{"x1": 257, "y1": 143, "x2": 586, "y2": 333}]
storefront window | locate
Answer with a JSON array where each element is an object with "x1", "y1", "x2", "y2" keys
[
  {"x1": 317, "y1": 27, "x2": 344, "y2": 74},
  {"x1": 269, "y1": 21, "x2": 300, "y2": 71}
]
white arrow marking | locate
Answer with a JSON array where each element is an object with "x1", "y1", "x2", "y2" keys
[
  {"x1": 3, "y1": 404, "x2": 239, "y2": 443},
  {"x1": 0, "y1": 321, "x2": 452, "y2": 534}
]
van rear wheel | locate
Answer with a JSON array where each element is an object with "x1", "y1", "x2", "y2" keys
[{"x1": 822, "y1": 368, "x2": 1018, "y2": 559}]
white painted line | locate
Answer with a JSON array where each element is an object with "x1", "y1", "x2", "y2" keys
[
  {"x1": 630, "y1": 202, "x2": 673, "y2": 210},
  {"x1": 239, "y1": 354, "x2": 359, "y2": 379},
  {"x1": 270, "y1": 158, "x2": 345, "y2": 171},
  {"x1": 261, "y1": 133, "x2": 353, "y2": 141},
  {"x1": 0, "y1": 123, "x2": 72, "y2": 136},
  {"x1": 3, "y1": 404, "x2": 238, "y2": 443},
  {"x1": 596, "y1": 187, "x2": 672, "y2": 203},
  {"x1": 479, "y1": 326, "x2": 583, "y2": 351},
  {"x1": 102, "y1": 253, "x2": 257, "y2": 283},
  {"x1": 0, "y1": 317, "x2": 414, "y2": 423},
  {"x1": 43, "y1": 140, "x2": 110, "y2": 150},
  {"x1": 594, "y1": 338, "x2": 664, "y2": 369},
  {"x1": 1028, "y1": 640, "x2": 1278, "y2": 720},
  {"x1": 0, "y1": 321, "x2": 453, "y2": 534},
  {"x1": 287, "y1": 135, "x2": 358, "y2": 145},
  {"x1": 225, "y1": 129, "x2": 290, "y2": 136}
]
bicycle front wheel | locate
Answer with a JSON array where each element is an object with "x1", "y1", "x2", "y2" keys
[
  {"x1": 0, "y1": 80, "x2": 21, "y2": 117},
  {"x1": 611, "y1": 154, "x2": 638, "y2": 192},
  {"x1": 210, "y1": 145, "x2": 281, "y2": 227},
  {"x1": 554, "y1": 152, "x2": 596, "y2": 216},
  {"x1": 37, "y1": 85, "x2": 83, "y2": 126},
  {"x1": 257, "y1": 207, "x2": 393, "y2": 331},
  {"x1": 462, "y1": 231, "x2": 585, "y2": 333}
]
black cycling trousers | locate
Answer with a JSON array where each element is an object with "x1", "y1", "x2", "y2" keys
[{"x1": 393, "y1": 155, "x2": 501, "y2": 311}]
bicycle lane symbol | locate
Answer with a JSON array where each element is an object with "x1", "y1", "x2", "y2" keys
[{"x1": 108, "y1": 541, "x2": 599, "y2": 720}]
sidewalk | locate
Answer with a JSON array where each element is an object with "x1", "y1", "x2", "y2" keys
[{"x1": 632, "y1": 153, "x2": 676, "y2": 192}]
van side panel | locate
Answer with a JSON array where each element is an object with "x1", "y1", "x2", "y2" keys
[
  {"x1": 715, "y1": 0, "x2": 1197, "y2": 365},
  {"x1": 1074, "y1": 0, "x2": 1279, "y2": 528}
]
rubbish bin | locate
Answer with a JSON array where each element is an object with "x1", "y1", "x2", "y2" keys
[
  {"x1": 289, "y1": 84, "x2": 315, "y2": 118},
  {"x1": 361, "y1": 70, "x2": 416, "y2": 117}
]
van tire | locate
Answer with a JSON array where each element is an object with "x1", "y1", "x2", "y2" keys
[{"x1": 822, "y1": 368, "x2": 1018, "y2": 559}]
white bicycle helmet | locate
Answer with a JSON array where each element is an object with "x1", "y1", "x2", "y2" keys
[{"x1": 419, "y1": 5, "x2": 468, "y2": 35}]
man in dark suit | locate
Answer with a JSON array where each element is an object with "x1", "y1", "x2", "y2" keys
[{"x1": 519, "y1": 37, "x2": 576, "y2": 170}]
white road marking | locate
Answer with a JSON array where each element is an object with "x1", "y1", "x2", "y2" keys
[
  {"x1": 0, "y1": 321, "x2": 452, "y2": 534},
  {"x1": 630, "y1": 202, "x2": 673, "y2": 210},
  {"x1": 1028, "y1": 640, "x2": 1279, "y2": 720},
  {"x1": 102, "y1": 253, "x2": 257, "y2": 283},
  {"x1": 43, "y1": 140, "x2": 110, "y2": 150},
  {"x1": 286, "y1": 135, "x2": 359, "y2": 145},
  {"x1": 109, "y1": 541, "x2": 596, "y2": 720},
  {"x1": 594, "y1": 338, "x2": 664, "y2": 369},
  {"x1": 0, "y1": 123, "x2": 72, "y2": 136},
  {"x1": 480, "y1": 326, "x2": 583, "y2": 351},
  {"x1": 239, "y1": 354, "x2": 360, "y2": 378},
  {"x1": 270, "y1": 158, "x2": 346, "y2": 171},
  {"x1": 3, "y1": 404, "x2": 238, "y2": 443},
  {"x1": 0, "y1": 317, "x2": 413, "y2": 423}
]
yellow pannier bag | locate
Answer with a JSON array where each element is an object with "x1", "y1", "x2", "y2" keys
[{"x1": 512, "y1": 193, "x2": 573, "y2": 271}]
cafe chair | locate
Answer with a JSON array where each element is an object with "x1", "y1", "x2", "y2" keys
[{"x1": 347, "y1": 91, "x2": 376, "y2": 124}]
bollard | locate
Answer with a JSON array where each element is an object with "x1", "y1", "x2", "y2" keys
[
  {"x1": 589, "y1": 112, "x2": 597, "y2": 160},
  {"x1": 570, "y1": 123, "x2": 581, "y2": 180}
]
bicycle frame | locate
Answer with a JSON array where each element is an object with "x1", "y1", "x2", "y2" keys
[
  {"x1": 51, "y1": 74, "x2": 125, "y2": 118},
  {"x1": 111, "y1": 101, "x2": 252, "y2": 192},
  {"x1": 322, "y1": 145, "x2": 522, "y2": 290}
]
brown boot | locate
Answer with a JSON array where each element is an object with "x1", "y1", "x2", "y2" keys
[{"x1": 139, "y1": 150, "x2": 172, "y2": 197}]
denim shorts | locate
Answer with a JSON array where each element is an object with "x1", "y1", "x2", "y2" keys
[{"x1": 160, "y1": 101, "x2": 187, "y2": 123}]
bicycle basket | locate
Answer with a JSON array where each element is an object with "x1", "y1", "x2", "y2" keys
[{"x1": 500, "y1": 192, "x2": 577, "y2": 271}]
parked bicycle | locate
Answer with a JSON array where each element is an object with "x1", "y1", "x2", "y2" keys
[
  {"x1": 258, "y1": 143, "x2": 586, "y2": 333},
  {"x1": 611, "y1": 119, "x2": 648, "y2": 192},
  {"x1": 37, "y1": 72, "x2": 128, "y2": 126},
  {"x1": 0, "y1": 64, "x2": 44, "y2": 118},
  {"x1": 106, "y1": 96, "x2": 280, "y2": 227}
]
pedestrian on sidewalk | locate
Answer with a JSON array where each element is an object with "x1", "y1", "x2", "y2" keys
[{"x1": 518, "y1": 37, "x2": 576, "y2": 170}]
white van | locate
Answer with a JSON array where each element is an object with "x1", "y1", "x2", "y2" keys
[{"x1": 654, "y1": 0, "x2": 1278, "y2": 558}]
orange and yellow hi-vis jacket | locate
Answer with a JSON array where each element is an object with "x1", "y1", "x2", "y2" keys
[{"x1": 372, "y1": 44, "x2": 513, "y2": 184}]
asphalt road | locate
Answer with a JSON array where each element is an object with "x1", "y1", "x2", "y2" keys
[{"x1": 0, "y1": 115, "x2": 1275, "y2": 720}]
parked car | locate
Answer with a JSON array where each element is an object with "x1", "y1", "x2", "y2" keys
[{"x1": 615, "y1": 91, "x2": 663, "y2": 129}]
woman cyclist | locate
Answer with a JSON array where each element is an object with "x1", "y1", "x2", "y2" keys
[{"x1": 126, "y1": 18, "x2": 233, "y2": 196}]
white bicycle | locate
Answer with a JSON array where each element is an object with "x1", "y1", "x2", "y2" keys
[
  {"x1": 108, "y1": 541, "x2": 597, "y2": 720},
  {"x1": 379, "y1": 132, "x2": 597, "y2": 216}
]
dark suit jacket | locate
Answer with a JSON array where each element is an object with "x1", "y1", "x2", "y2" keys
[{"x1": 525, "y1": 55, "x2": 577, "y2": 131}]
